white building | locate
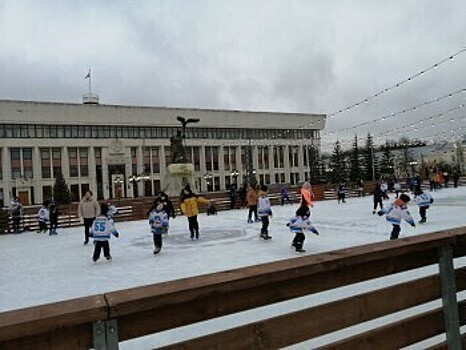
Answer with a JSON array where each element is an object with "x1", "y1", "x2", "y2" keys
[{"x1": 0, "y1": 100, "x2": 325, "y2": 205}]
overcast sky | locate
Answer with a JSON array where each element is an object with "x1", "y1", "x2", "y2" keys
[{"x1": 1, "y1": 0, "x2": 465, "y2": 149}]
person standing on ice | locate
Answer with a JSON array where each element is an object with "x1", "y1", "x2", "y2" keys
[
  {"x1": 372, "y1": 182, "x2": 384, "y2": 214},
  {"x1": 413, "y1": 187, "x2": 434, "y2": 224},
  {"x1": 180, "y1": 186, "x2": 209, "y2": 240},
  {"x1": 78, "y1": 191, "x2": 100, "y2": 245},
  {"x1": 286, "y1": 204, "x2": 319, "y2": 253},
  {"x1": 246, "y1": 184, "x2": 259, "y2": 223},
  {"x1": 37, "y1": 200, "x2": 50, "y2": 233},
  {"x1": 48, "y1": 200, "x2": 60, "y2": 235},
  {"x1": 300, "y1": 181, "x2": 314, "y2": 209},
  {"x1": 91, "y1": 203, "x2": 119, "y2": 262},
  {"x1": 257, "y1": 185, "x2": 273, "y2": 240},
  {"x1": 149, "y1": 203, "x2": 169, "y2": 254},
  {"x1": 8, "y1": 196, "x2": 23, "y2": 234},
  {"x1": 377, "y1": 194, "x2": 415, "y2": 240}
]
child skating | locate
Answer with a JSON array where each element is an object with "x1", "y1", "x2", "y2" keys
[
  {"x1": 90, "y1": 203, "x2": 119, "y2": 262},
  {"x1": 286, "y1": 204, "x2": 319, "y2": 253},
  {"x1": 414, "y1": 188, "x2": 434, "y2": 223},
  {"x1": 257, "y1": 185, "x2": 272, "y2": 240},
  {"x1": 48, "y1": 201, "x2": 59, "y2": 235},
  {"x1": 378, "y1": 194, "x2": 415, "y2": 240},
  {"x1": 180, "y1": 186, "x2": 209, "y2": 240},
  {"x1": 37, "y1": 200, "x2": 49, "y2": 233},
  {"x1": 149, "y1": 203, "x2": 169, "y2": 254}
]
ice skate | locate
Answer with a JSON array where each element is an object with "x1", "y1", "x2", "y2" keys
[
  {"x1": 295, "y1": 248, "x2": 306, "y2": 253},
  {"x1": 153, "y1": 246, "x2": 161, "y2": 255}
]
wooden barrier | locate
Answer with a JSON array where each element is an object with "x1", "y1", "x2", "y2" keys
[{"x1": 1, "y1": 226, "x2": 466, "y2": 349}]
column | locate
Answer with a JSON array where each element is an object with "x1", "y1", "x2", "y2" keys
[
  {"x1": 159, "y1": 146, "x2": 166, "y2": 191},
  {"x1": 298, "y1": 144, "x2": 305, "y2": 183},
  {"x1": 219, "y1": 145, "x2": 226, "y2": 190},
  {"x1": 284, "y1": 145, "x2": 291, "y2": 184},
  {"x1": 124, "y1": 148, "x2": 132, "y2": 198},
  {"x1": 3, "y1": 147, "x2": 11, "y2": 204},
  {"x1": 88, "y1": 146, "x2": 97, "y2": 195},
  {"x1": 200, "y1": 145, "x2": 207, "y2": 191},
  {"x1": 102, "y1": 148, "x2": 110, "y2": 200},
  {"x1": 32, "y1": 147, "x2": 42, "y2": 204},
  {"x1": 268, "y1": 146, "x2": 275, "y2": 184}
]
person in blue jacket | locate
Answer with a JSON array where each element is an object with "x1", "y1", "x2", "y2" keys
[
  {"x1": 414, "y1": 187, "x2": 434, "y2": 223},
  {"x1": 149, "y1": 203, "x2": 169, "y2": 255}
]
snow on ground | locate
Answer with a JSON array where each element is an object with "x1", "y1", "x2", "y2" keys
[{"x1": 1, "y1": 187, "x2": 466, "y2": 349}]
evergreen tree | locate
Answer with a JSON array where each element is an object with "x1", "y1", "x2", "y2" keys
[
  {"x1": 329, "y1": 141, "x2": 347, "y2": 183},
  {"x1": 362, "y1": 133, "x2": 378, "y2": 181},
  {"x1": 379, "y1": 141, "x2": 395, "y2": 177},
  {"x1": 349, "y1": 135, "x2": 362, "y2": 183},
  {"x1": 308, "y1": 145, "x2": 321, "y2": 185},
  {"x1": 53, "y1": 172, "x2": 71, "y2": 204}
]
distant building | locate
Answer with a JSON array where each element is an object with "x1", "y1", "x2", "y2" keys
[{"x1": 0, "y1": 100, "x2": 325, "y2": 205}]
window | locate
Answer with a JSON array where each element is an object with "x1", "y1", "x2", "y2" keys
[
  {"x1": 52, "y1": 148, "x2": 62, "y2": 178},
  {"x1": 41, "y1": 148, "x2": 51, "y2": 179},
  {"x1": 79, "y1": 148, "x2": 88, "y2": 177},
  {"x1": 68, "y1": 148, "x2": 78, "y2": 177},
  {"x1": 152, "y1": 147, "x2": 160, "y2": 173},
  {"x1": 23, "y1": 148, "x2": 34, "y2": 179},
  {"x1": 10, "y1": 148, "x2": 21, "y2": 179}
]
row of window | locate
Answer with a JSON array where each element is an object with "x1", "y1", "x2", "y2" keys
[
  {"x1": 1, "y1": 145, "x2": 320, "y2": 181},
  {"x1": 0, "y1": 124, "x2": 318, "y2": 140}
]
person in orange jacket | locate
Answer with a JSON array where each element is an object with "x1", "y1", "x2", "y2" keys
[
  {"x1": 246, "y1": 185, "x2": 260, "y2": 223},
  {"x1": 180, "y1": 186, "x2": 209, "y2": 240},
  {"x1": 300, "y1": 181, "x2": 314, "y2": 208}
]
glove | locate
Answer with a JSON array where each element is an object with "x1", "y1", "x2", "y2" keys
[
  {"x1": 286, "y1": 223, "x2": 290, "y2": 227},
  {"x1": 410, "y1": 223, "x2": 415, "y2": 228},
  {"x1": 377, "y1": 211, "x2": 384, "y2": 216},
  {"x1": 114, "y1": 233, "x2": 119, "y2": 238},
  {"x1": 313, "y1": 230, "x2": 319, "y2": 235}
]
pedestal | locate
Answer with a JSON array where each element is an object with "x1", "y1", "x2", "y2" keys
[{"x1": 163, "y1": 163, "x2": 196, "y2": 196}]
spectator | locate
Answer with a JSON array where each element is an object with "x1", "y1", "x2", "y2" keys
[{"x1": 78, "y1": 191, "x2": 100, "y2": 245}]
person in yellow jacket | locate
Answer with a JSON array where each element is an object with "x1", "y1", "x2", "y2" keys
[{"x1": 180, "y1": 187, "x2": 209, "y2": 240}]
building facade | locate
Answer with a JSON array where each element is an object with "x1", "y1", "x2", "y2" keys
[{"x1": 0, "y1": 100, "x2": 325, "y2": 205}]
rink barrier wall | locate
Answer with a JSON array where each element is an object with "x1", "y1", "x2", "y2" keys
[{"x1": 1, "y1": 226, "x2": 466, "y2": 349}]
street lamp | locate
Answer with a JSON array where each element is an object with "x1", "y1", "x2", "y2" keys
[
  {"x1": 204, "y1": 173, "x2": 213, "y2": 191},
  {"x1": 230, "y1": 169, "x2": 239, "y2": 186}
]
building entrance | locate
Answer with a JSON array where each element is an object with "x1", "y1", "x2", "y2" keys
[{"x1": 108, "y1": 164, "x2": 125, "y2": 199}]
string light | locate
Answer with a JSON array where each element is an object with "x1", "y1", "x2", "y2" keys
[{"x1": 323, "y1": 87, "x2": 466, "y2": 134}]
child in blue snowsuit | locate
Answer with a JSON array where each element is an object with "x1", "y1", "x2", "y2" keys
[
  {"x1": 149, "y1": 203, "x2": 169, "y2": 254},
  {"x1": 37, "y1": 200, "x2": 50, "y2": 233},
  {"x1": 378, "y1": 194, "x2": 415, "y2": 240},
  {"x1": 91, "y1": 203, "x2": 119, "y2": 262},
  {"x1": 287, "y1": 204, "x2": 319, "y2": 253},
  {"x1": 414, "y1": 188, "x2": 434, "y2": 223}
]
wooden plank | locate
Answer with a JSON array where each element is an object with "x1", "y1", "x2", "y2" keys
[
  {"x1": 159, "y1": 268, "x2": 466, "y2": 350},
  {"x1": 0, "y1": 295, "x2": 107, "y2": 342},
  {"x1": 1, "y1": 323, "x2": 92, "y2": 350},
  {"x1": 318, "y1": 308, "x2": 444, "y2": 350},
  {"x1": 110, "y1": 230, "x2": 465, "y2": 340}
]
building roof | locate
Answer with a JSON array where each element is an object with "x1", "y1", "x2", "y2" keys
[{"x1": 0, "y1": 99, "x2": 326, "y2": 130}]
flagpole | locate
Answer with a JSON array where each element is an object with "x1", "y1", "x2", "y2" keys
[{"x1": 88, "y1": 69, "x2": 92, "y2": 94}]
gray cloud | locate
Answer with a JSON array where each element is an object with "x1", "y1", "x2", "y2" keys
[{"x1": 1, "y1": 0, "x2": 465, "y2": 147}]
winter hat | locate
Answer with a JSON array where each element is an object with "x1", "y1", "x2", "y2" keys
[{"x1": 399, "y1": 194, "x2": 411, "y2": 203}]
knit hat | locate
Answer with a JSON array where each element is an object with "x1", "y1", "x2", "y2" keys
[{"x1": 399, "y1": 194, "x2": 411, "y2": 203}]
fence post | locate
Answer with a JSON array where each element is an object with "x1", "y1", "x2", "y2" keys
[
  {"x1": 93, "y1": 319, "x2": 119, "y2": 350},
  {"x1": 438, "y1": 244, "x2": 461, "y2": 350}
]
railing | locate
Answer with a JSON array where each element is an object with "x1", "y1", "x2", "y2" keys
[{"x1": 1, "y1": 226, "x2": 466, "y2": 349}]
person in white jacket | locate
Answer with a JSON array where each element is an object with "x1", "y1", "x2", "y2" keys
[
  {"x1": 257, "y1": 185, "x2": 272, "y2": 240},
  {"x1": 414, "y1": 188, "x2": 434, "y2": 223},
  {"x1": 378, "y1": 194, "x2": 415, "y2": 240},
  {"x1": 286, "y1": 204, "x2": 319, "y2": 253},
  {"x1": 37, "y1": 200, "x2": 50, "y2": 233}
]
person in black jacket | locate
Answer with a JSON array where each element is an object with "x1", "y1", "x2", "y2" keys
[
  {"x1": 151, "y1": 191, "x2": 176, "y2": 219},
  {"x1": 373, "y1": 182, "x2": 384, "y2": 214}
]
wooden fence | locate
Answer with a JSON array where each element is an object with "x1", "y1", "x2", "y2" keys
[{"x1": 1, "y1": 226, "x2": 466, "y2": 349}]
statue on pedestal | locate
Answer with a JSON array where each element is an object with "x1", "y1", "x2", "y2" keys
[{"x1": 170, "y1": 116, "x2": 200, "y2": 164}]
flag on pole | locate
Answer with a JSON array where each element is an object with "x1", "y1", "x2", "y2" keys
[{"x1": 85, "y1": 70, "x2": 90, "y2": 79}]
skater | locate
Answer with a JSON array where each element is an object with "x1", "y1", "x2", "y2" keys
[
  {"x1": 453, "y1": 172, "x2": 459, "y2": 188},
  {"x1": 149, "y1": 203, "x2": 169, "y2": 254},
  {"x1": 246, "y1": 185, "x2": 259, "y2": 223},
  {"x1": 414, "y1": 188, "x2": 434, "y2": 223},
  {"x1": 37, "y1": 200, "x2": 50, "y2": 233},
  {"x1": 91, "y1": 203, "x2": 119, "y2": 262},
  {"x1": 238, "y1": 183, "x2": 247, "y2": 208},
  {"x1": 286, "y1": 204, "x2": 319, "y2": 253},
  {"x1": 48, "y1": 201, "x2": 59, "y2": 235},
  {"x1": 78, "y1": 191, "x2": 100, "y2": 245},
  {"x1": 377, "y1": 194, "x2": 415, "y2": 240},
  {"x1": 393, "y1": 181, "x2": 401, "y2": 198},
  {"x1": 106, "y1": 200, "x2": 118, "y2": 219},
  {"x1": 300, "y1": 181, "x2": 314, "y2": 208},
  {"x1": 357, "y1": 179, "x2": 365, "y2": 197},
  {"x1": 257, "y1": 185, "x2": 272, "y2": 240},
  {"x1": 380, "y1": 180, "x2": 389, "y2": 200},
  {"x1": 151, "y1": 191, "x2": 176, "y2": 219},
  {"x1": 372, "y1": 182, "x2": 383, "y2": 214},
  {"x1": 229, "y1": 184, "x2": 237, "y2": 209},
  {"x1": 336, "y1": 183, "x2": 346, "y2": 204},
  {"x1": 8, "y1": 197, "x2": 23, "y2": 234},
  {"x1": 280, "y1": 186, "x2": 292, "y2": 205},
  {"x1": 180, "y1": 186, "x2": 209, "y2": 240},
  {"x1": 206, "y1": 202, "x2": 218, "y2": 215}
]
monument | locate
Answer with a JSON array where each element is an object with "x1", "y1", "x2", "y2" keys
[{"x1": 163, "y1": 116, "x2": 200, "y2": 195}]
